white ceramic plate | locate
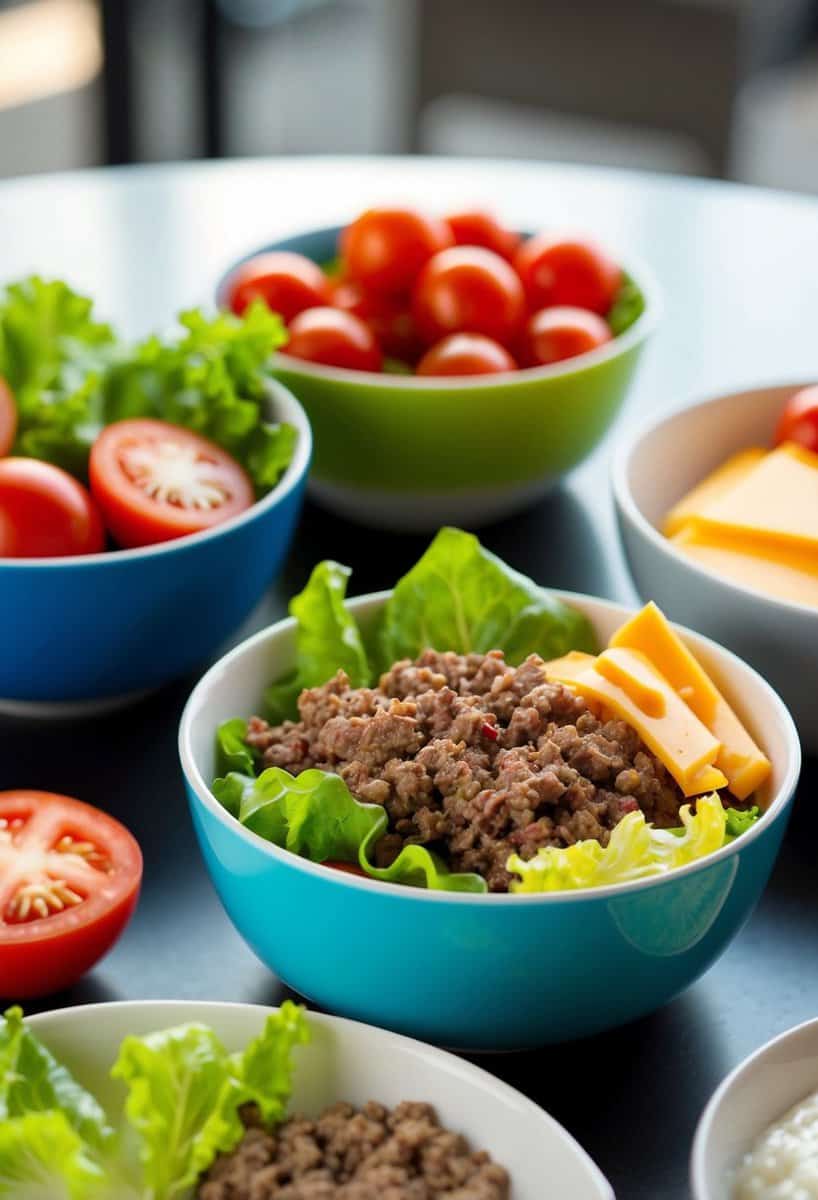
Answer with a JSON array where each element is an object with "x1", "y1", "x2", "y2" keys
[
  {"x1": 28, "y1": 1000, "x2": 613, "y2": 1200},
  {"x1": 692, "y1": 1016, "x2": 818, "y2": 1200}
]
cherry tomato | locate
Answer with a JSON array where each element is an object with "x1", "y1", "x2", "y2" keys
[
  {"x1": 412, "y1": 246, "x2": 526, "y2": 347},
  {"x1": 445, "y1": 209, "x2": 521, "y2": 260},
  {"x1": 513, "y1": 235, "x2": 622, "y2": 314},
  {"x1": 775, "y1": 386, "x2": 818, "y2": 454},
  {"x1": 0, "y1": 379, "x2": 16, "y2": 456},
  {"x1": 522, "y1": 306, "x2": 611, "y2": 366},
  {"x1": 89, "y1": 419, "x2": 254, "y2": 549},
  {"x1": 225, "y1": 252, "x2": 331, "y2": 321},
  {"x1": 323, "y1": 860, "x2": 367, "y2": 877},
  {"x1": 0, "y1": 791, "x2": 142, "y2": 998},
  {"x1": 332, "y1": 281, "x2": 423, "y2": 362},
  {"x1": 417, "y1": 333, "x2": 517, "y2": 376},
  {"x1": 0, "y1": 459, "x2": 105, "y2": 559},
  {"x1": 340, "y1": 207, "x2": 453, "y2": 295},
  {"x1": 283, "y1": 306, "x2": 383, "y2": 372}
]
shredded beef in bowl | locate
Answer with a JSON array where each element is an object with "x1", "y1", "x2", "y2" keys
[
  {"x1": 198, "y1": 1100, "x2": 510, "y2": 1200},
  {"x1": 245, "y1": 648, "x2": 685, "y2": 893}
]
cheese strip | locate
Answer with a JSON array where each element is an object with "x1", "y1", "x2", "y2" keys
[
  {"x1": 687, "y1": 443, "x2": 818, "y2": 555},
  {"x1": 672, "y1": 525, "x2": 818, "y2": 609},
  {"x1": 609, "y1": 601, "x2": 770, "y2": 800},
  {"x1": 664, "y1": 448, "x2": 765, "y2": 538},
  {"x1": 545, "y1": 646, "x2": 727, "y2": 797}
]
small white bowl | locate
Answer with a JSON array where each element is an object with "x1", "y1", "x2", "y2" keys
[
  {"x1": 691, "y1": 1016, "x2": 818, "y2": 1200},
  {"x1": 613, "y1": 383, "x2": 816, "y2": 750},
  {"x1": 27, "y1": 1000, "x2": 612, "y2": 1200}
]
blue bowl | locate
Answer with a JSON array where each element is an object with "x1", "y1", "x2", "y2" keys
[
  {"x1": 179, "y1": 592, "x2": 799, "y2": 1050},
  {"x1": 0, "y1": 380, "x2": 311, "y2": 712}
]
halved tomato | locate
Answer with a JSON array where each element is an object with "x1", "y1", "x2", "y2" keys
[
  {"x1": 0, "y1": 791, "x2": 142, "y2": 998},
  {"x1": 0, "y1": 378, "x2": 16, "y2": 456},
  {"x1": 89, "y1": 419, "x2": 255, "y2": 548},
  {"x1": 0, "y1": 458, "x2": 105, "y2": 558}
]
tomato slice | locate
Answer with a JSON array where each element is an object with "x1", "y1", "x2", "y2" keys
[
  {"x1": 89, "y1": 419, "x2": 255, "y2": 548},
  {"x1": 0, "y1": 791, "x2": 142, "y2": 998},
  {"x1": 0, "y1": 458, "x2": 105, "y2": 558},
  {"x1": 322, "y1": 860, "x2": 368, "y2": 878},
  {"x1": 0, "y1": 378, "x2": 16, "y2": 456}
]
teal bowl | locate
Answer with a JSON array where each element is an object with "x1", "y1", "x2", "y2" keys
[
  {"x1": 179, "y1": 592, "x2": 798, "y2": 1050},
  {"x1": 217, "y1": 227, "x2": 659, "y2": 531}
]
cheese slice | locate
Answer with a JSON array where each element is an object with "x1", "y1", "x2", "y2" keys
[
  {"x1": 672, "y1": 525, "x2": 818, "y2": 610},
  {"x1": 545, "y1": 645, "x2": 727, "y2": 797},
  {"x1": 664, "y1": 448, "x2": 766, "y2": 538},
  {"x1": 609, "y1": 602, "x2": 771, "y2": 800},
  {"x1": 687, "y1": 442, "x2": 818, "y2": 555}
]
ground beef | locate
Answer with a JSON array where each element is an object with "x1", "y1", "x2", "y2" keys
[
  {"x1": 197, "y1": 1101, "x2": 509, "y2": 1199},
  {"x1": 247, "y1": 649, "x2": 685, "y2": 892}
]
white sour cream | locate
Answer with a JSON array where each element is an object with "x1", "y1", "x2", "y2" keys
[{"x1": 734, "y1": 1090, "x2": 818, "y2": 1198}]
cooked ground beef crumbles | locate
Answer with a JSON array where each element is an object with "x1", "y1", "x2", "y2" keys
[
  {"x1": 247, "y1": 649, "x2": 686, "y2": 892},
  {"x1": 198, "y1": 1101, "x2": 509, "y2": 1200}
]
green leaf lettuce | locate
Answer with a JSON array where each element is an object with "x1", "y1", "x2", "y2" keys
[{"x1": 216, "y1": 766, "x2": 486, "y2": 893}]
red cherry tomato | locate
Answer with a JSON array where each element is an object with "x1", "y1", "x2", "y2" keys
[
  {"x1": 89, "y1": 418, "x2": 254, "y2": 549},
  {"x1": 445, "y1": 210, "x2": 521, "y2": 261},
  {"x1": 283, "y1": 306, "x2": 383, "y2": 372},
  {"x1": 522, "y1": 306, "x2": 611, "y2": 366},
  {"x1": 412, "y1": 246, "x2": 526, "y2": 348},
  {"x1": 0, "y1": 459, "x2": 105, "y2": 559},
  {"x1": 513, "y1": 235, "x2": 622, "y2": 315},
  {"x1": 774, "y1": 386, "x2": 818, "y2": 454},
  {"x1": 0, "y1": 379, "x2": 17, "y2": 456},
  {"x1": 332, "y1": 281, "x2": 424, "y2": 363},
  {"x1": 417, "y1": 333, "x2": 517, "y2": 377},
  {"x1": 340, "y1": 207, "x2": 453, "y2": 295},
  {"x1": 0, "y1": 790, "x2": 142, "y2": 998},
  {"x1": 225, "y1": 252, "x2": 331, "y2": 321},
  {"x1": 323, "y1": 860, "x2": 367, "y2": 877}
]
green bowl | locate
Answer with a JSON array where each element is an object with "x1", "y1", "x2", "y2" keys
[{"x1": 217, "y1": 226, "x2": 660, "y2": 530}]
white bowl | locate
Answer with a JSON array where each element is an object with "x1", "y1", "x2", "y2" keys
[
  {"x1": 27, "y1": 1000, "x2": 612, "y2": 1200},
  {"x1": 613, "y1": 383, "x2": 816, "y2": 750},
  {"x1": 692, "y1": 1016, "x2": 818, "y2": 1200}
]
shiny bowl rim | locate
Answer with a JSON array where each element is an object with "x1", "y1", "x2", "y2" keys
[{"x1": 179, "y1": 589, "x2": 800, "y2": 907}]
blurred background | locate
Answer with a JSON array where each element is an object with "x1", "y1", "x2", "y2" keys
[{"x1": 2, "y1": 0, "x2": 818, "y2": 190}]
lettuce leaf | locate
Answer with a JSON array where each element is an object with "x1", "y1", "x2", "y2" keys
[
  {"x1": 607, "y1": 272, "x2": 646, "y2": 336},
  {"x1": 377, "y1": 527, "x2": 597, "y2": 671},
  {"x1": 264, "y1": 561, "x2": 371, "y2": 722},
  {"x1": 0, "y1": 1112, "x2": 104, "y2": 1200},
  {"x1": 215, "y1": 718, "x2": 258, "y2": 779},
  {"x1": 2, "y1": 278, "x2": 294, "y2": 493},
  {"x1": 217, "y1": 766, "x2": 487, "y2": 893},
  {"x1": 230, "y1": 1003, "x2": 310, "y2": 1127},
  {"x1": 725, "y1": 806, "x2": 760, "y2": 839},
  {"x1": 508, "y1": 794, "x2": 747, "y2": 893},
  {"x1": 111, "y1": 1003, "x2": 308, "y2": 1199},
  {"x1": 0, "y1": 1008, "x2": 112, "y2": 1151}
]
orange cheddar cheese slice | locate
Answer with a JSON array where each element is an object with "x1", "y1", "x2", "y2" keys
[
  {"x1": 686, "y1": 443, "x2": 818, "y2": 555},
  {"x1": 609, "y1": 601, "x2": 770, "y2": 799},
  {"x1": 663, "y1": 448, "x2": 766, "y2": 538},
  {"x1": 671, "y1": 525, "x2": 818, "y2": 610},
  {"x1": 545, "y1": 645, "x2": 728, "y2": 797}
]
